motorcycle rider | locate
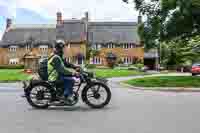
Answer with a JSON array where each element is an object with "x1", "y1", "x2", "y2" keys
[{"x1": 48, "y1": 40, "x2": 79, "y2": 104}]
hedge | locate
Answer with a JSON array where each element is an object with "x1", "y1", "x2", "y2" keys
[
  {"x1": 0, "y1": 65, "x2": 25, "y2": 69},
  {"x1": 85, "y1": 64, "x2": 96, "y2": 69}
]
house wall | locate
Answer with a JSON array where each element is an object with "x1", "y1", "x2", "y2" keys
[
  {"x1": 0, "y1": 48, "x2": 9, "y2": 65},
  {"x1": 90, "y1": 47, "x2": 144, "y2": 65},
  {"x1": 0, "y1": 47, "x2": 50, "y2": 65},
  {"x1": 63, "y1": 42, "x2": 86, "y2": 63},
  {"x1": 0, "y1": 42, "x2": 86, "y2": 65}
]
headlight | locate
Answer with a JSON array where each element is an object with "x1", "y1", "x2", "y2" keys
[{"x1": 83, "y1": 67, "x2": 87, "y2": 71}]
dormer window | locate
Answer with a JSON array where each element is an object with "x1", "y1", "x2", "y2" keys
[
  {"x1": 26, "y1": 44, "x2": 30, "y2": 51},
  {"x1": 94, "y1": 43, "x2": 101, "y2": 50},
  {"x1": 39, "y1": 45, "x2": 48, "y2": 55},
  {"x1": 107, "y1": 43, "x2": 115, "y2": 48},
  {"x1": 9, "y1": 46, "x2": 18, "y2": 52},
  {"x1": 66, "y1": 43, "x2": 71, "y2": 48}
]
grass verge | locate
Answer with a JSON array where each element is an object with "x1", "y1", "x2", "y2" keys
[{"x1": 125, "y1": 76, "x2": 200, "y2": 88}]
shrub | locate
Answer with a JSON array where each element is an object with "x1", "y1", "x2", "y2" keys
[
  {"x1": 85, "y1": 64, "x2": 96, "y2": 69},
  {"x1": 118, "y1": 59, "x2": 123, "y2": 65},
  {"x1": 134, "y1": 63, "x2": 144, "y2": 70},
  {"x1": 91, "y1": 50, "x2": 100, "y2": 56},
  {"x1": 106, "y1": 52, "x2": 117, "y2": 68},
  {"x1": 107, "y1": 60, "x2": 116, "y2": 68},
  {"x1": 96, "y1": 66, "x2": 109, "y2": 69},
  {"x1": 128, "y1": 66, "x2": 139, "y2": 70},
  {"x1": 0, "y1": 65, "x2": 25, "y2": 69}
]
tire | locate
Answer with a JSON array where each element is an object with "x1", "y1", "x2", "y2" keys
[
  {"x1": 26, "y1": 82, "x2": 52, "y2": 109},
  {"x1": 82, "y1": 82, "x2": 111, "y2": 109},
  {"x1": 192, "y1": 73, "x2": 196, "y2": 76}
]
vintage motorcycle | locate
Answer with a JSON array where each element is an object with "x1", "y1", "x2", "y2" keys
[{"x1": 22, "y1": 68, "x2": 111, "y2": 109}]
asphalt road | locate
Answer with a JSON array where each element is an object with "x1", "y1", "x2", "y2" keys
[{"x1": 0, "y1": 79, "x2": 200, "y2": 133}]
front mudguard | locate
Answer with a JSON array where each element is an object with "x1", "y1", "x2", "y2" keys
[
  {"x1": 81, "y1": 84, "x2": 90, "y2": 102},
  {"x1": 95, "y1": 78, "x2": 108, "y2": 84}
]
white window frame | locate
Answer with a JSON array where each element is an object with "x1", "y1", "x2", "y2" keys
[
  {"x1": 39, "y1": 45, "x2": 48, "y2": 55},
  {"x1": 67, "y1": 57, "x2": 71, "y2": 63},
  {"x1": 108, "y1": 43, "x2": 114, "y2": 49},
  {"x1": 97, "y1": 43, "x2": 101, "y2": 50},
  {"x1": 39, "y1": 45, "x2": 48, "y2": 51},
  {"x1": 94, "y1": 43, "x2": 102, "y2": 50},
  {"x1": 123, "y1": 57, "x2": 132, "y2": 64},
  {"x1": 9, "y1": 46, "x2": 18, "y2": 52},
  {"x1": 67, "y1": 43, "x2": 71, "y2": 48},
  {"x1": 93, "y1": 57, "x2": 101, "y2": 64},
  {"x1": 26, "y1": 44, "x2": 30, "y2": 51},
  {"x1": 9, "y1": 58, "x2": 19, "y2": 65}
]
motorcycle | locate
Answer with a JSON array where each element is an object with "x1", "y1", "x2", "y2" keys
[{"x1": 22, "y1": 68, "x2": 111, "y2": 109}]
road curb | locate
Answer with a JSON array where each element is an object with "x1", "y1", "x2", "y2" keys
[{"x1": 120, "y1": 82, "x2": 200, "y2": 93}]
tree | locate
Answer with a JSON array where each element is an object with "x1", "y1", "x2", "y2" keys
[
  {"x1": 161, "y1": 37, "x2": 199, "y2": 69},
  {"x1": 123, "y1": 0, "x2": 200, "y2": 46}
]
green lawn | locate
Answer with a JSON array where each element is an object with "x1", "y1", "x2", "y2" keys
[
  {"x1": 0, "y1": 68, "x2": 146, "y2": 81},
  {"x1": 125, "y1": 76, "x2": 200, "y2": 88},
  {"x1": 91, "y1": 69, "x2": 146, "y2": 78},
  {"x1": 0, "y1": 69, "x2": 31, "y2": 81}
]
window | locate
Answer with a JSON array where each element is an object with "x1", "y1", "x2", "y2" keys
[
  {"x1": 9, "y1": 46, "x2": 17, "y2": 52},
  {"x1": 26, "y1": 44, "x2": 30, "y2": 51},
  {"x1": 125, "y1": 44, "x2": 129, "y2": 49},
  {"x1": 123, "y1": 57, "x2": 132, "y2": 64},
  {"x1": 131, "y1": 43, "x2": 136, "y2": 48},
  {"x1": 93, "y1": 43, "x2": 102, "y2": 50},
  {"x1": 92, "y1": 57, "x2": 101, "y2": 64},
  {"x1": 107, "y1": 43, "x2": 115, "y2": 48},
  {"x1": 66, "y1": 43, "x2": 71, "y2": 48},
  {"x1": 39, "y1": 45, "x2": 48, "y2": 54},
  {"x1": 123, "y1": 43, "x2": 135, "y2": 49},
  {"x1": 9, "y1": 58, "x2": 19, "y2": 65},
  {"x1": 67, "y1": 57, "x2": 71, "y2": 63}
]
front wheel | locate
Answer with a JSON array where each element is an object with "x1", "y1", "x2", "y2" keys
[
  {"x1": 82, "y1": 82, "x2": 111, "y2": 109},
  {"x1": 192, "y1": 73, "x2": 197, "y2": 76}
]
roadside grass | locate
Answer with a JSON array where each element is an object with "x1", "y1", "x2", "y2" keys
[
  {"x1": 0, "y1": 69, "x2": 31, "y2": 81},
  {"x1": 125, "y1": 76, "x2": 200, "y2": 88},
  {"x1": 0, "y1": 68, "x2": 147, "y2": 81},
  {"x1": 91, "y1": 69, "x2": 146, "y2": 78}
]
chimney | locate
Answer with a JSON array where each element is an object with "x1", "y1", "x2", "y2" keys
[
  {"x1": 84, "y1": 12, "x2": 89, "y2": 43},
  {"x1": 85, "y1": 12, "x2": 89, "y2": 21},
  {"x1": 138, "y1": 12, "x2": 142, "y2": 24},
  {"x1": 57, "y1": 12, "x2": 62, "y2": 25},
  {"x1": 6, "y1": 18, "x2": 12, "y2": 29}
]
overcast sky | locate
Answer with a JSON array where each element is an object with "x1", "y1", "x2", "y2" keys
[{"x1": 0, "y1": 0, "x2": 138, "y2": 40}]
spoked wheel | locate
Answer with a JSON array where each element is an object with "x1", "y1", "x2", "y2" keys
[
  {"x1": 82, "y1": 82, "x2": 111, "y2": 109},
  {"x1": 26, "y1": 84, "x2": 52, "y2": 109}
]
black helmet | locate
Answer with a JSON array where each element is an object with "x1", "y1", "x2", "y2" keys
[
  {"x1": 54, "y1": 40, "x2": 65, "y2": 56},
  {"x1": 54, "y1": 40, "x2": 65, "y2": 49}
]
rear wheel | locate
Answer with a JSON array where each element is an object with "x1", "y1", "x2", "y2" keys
[
  {"x1": 82, "y1": 82, "x2": 111, "y2": 109},
  {"x1": 26, "y1": 83, "x2": 52, "y2": 109}
]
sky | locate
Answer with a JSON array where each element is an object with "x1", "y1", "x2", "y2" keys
[{"x1": 0, "y1": 0, "x2": 138, "y2": 40}]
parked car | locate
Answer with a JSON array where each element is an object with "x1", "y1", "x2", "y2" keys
[{"x1": 191, "y1": 63, "x2": 200, "y2": 76}]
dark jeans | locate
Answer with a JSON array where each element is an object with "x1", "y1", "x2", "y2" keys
[{"x1": 60, "y1": 76, "x2": 75, "y2": 97}]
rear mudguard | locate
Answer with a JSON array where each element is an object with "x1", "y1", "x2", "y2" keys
[{"x1": 23, "y1": 80, "x2": 56, "y2": 97}]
